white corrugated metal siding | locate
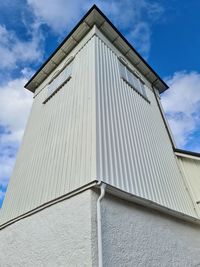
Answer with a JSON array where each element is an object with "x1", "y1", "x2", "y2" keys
[
  {"x1": 1, "y1": 27, "x2": 198, "y2": 226},
  {"x1": 0, "y1": 35, "x2": 96, "y2": 225},
  {"x1": 95, "y1": 34, "x2": 197, "y2": 217},
  {"x1": 177, "y1": 155, "x2": 200, "y2": 213}
]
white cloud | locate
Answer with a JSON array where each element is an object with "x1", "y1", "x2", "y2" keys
[
  {"x1": 161, "y1": 71, "x2": 200, "y2": 150},
  {"x1": 0, "y1": 2, "x2": 44, "y2": 206},
  {"x1": 91, "y1": 1, "x2": 149, "y2": 57},
  {"x1": 27, "y1": 0, "x2": 89, "y2": 34},
  {"x1": 0, "y1": 72, "x2": 33, "y2": 200},
  {"x1": 27, "y1": 0, "x2": 163, "y2": 57},
  {"x1": 0, "y1": 75, "x2": 33, "y2": 143},
  {"x1": 128, "y1": 22, "x2": 151, "y2": 58},
  {"x1": 0, "y1": 23, "x2": 43, "y2": 70},
  {"x1": 90, "y1": 0, "x2": 163, "y2": 58},
  {"x1": 95, "y1": 0, "x2": 163, "y2": 27}
]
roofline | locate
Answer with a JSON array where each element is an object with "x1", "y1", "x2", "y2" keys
[
  {"x1": 174, "y1": 148, "x2": 200, "y2": 158},
  {"x1": 92, "y1": 5, "x2": 169, "y2": 91},
  {"x1": 25, "y1": 4, "x2": 168, "y2": 91},
  {"x1": 25, "y1": 5, "x2": 97, "y2": 89}
]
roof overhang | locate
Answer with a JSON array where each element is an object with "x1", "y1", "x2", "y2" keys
[{"x1": 25, "y1": 5, "x2": 169, "y2": 93}]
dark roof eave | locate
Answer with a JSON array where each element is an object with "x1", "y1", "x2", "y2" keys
[
  {"x1": 93, "y1": 5, "x2": 168, "y2": 92},
  {"x1": 25, "y1": 4, "x2": 168, "y2": 93},
  {"x1": 25, "y1": 5, "x2": 97, "y2": 91}
]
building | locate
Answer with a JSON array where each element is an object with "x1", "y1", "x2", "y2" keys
[{"x1": 0, "y1": 5, "x2": 200, "y2": 266}]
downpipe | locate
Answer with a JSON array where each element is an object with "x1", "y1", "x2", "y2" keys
[{"x1": 97, "y1": 182, "x2": 106, "y2": 267}]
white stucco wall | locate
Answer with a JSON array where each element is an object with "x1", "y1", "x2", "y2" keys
[
  {"x1": 101, "y1": 193, "x2": 200, "y2": 267},
  {"x1": 0, "y1": 190, "x2": 97, "y2": 267},
  {"x1": 1, "y1": 188, "x2": 200, "y2": 267}
]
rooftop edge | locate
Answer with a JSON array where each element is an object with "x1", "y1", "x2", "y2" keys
[{"x1": 25, "y1": 4, "x2": 169, "y2": 93}]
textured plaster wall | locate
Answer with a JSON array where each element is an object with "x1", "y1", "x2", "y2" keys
[
  {"x1": 101, "y1": 194, "x2": 200, "y2": 267},
  {"x1": 0, "y1": 190, "x2": 97, "y2": 267},
  {"x1": 1, "y1": 188, "x2": 200, "y2": 267}
]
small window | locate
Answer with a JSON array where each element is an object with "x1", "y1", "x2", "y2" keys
[
  {"x1": 118, "y1": 59, "x2": 148, "y2": 101},
  {"x1": 43, "y1": 58, "x2": 74, "y2": 103},
  {"x1": 140, "y1": 82, "x2": 147, "y2": 99},
  {"x1": 50, "y1": 70, "x2": 60, "y2": 83},
  {"x1": 119, "y1": 61, "x2": 127, "y2": 80},
  {"x1": 48, "y1": 60, "x2": 73, "y2": 97}
]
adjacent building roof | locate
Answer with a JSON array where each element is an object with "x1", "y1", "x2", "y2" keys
[
  {"x1": 174, "y1": 148, "x2": 200, "y2": 159},
  {"x1": 25, "y1": 5, "x2": 169, "y2": 93}
]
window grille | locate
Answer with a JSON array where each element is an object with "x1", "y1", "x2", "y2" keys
[
  {"x1": 43, "y1": 58, "x2": 74, "y2": 104},
  {"x1": 48, "y1": 60, "x2": 73, "y2": 97},
  {"x1": 119, "y1": 59, "x2": 148, "y2": 101}
]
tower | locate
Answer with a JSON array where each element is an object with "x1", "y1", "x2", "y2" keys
[{"x1": 1, "y1": 5, "x2": 200, "y2": 266}]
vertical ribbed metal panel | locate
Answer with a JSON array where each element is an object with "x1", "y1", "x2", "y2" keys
[
  {"x1": 95, "y1": 35, "x2": 197, "y2": 217},
  {"x1": 1, "y1": 30, "x2": 198, "y2": 226},
  {"x1": 177, "y1": 156, "x2": 200, "y2": 209},
  {"x1": 0, "y1": 36, "x2": 96, "y2": 224}
]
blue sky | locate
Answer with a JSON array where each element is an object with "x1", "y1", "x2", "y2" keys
[{"x1": 0, "y1": 0, "x2": 200, "y2": 207}]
